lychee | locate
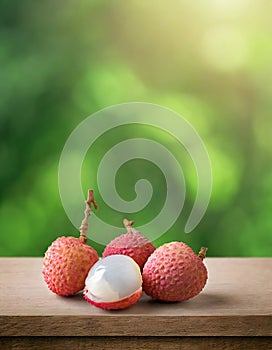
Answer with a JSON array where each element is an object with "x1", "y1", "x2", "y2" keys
[
  {"x1": 42, "y1": 190, "x2": 99, "y2": 296},
  {"x1": 84, "y1": 254, "x2": 142, "y2": 310},
  {"x1": 142, "y1": 242, "x2": 208, "y2": 302},
  {"x1": 102, "y1": 219, "x2": 155, "y2": 269}
]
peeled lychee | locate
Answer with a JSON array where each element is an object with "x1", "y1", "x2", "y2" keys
[
  {"x1": 42, "y1": 190, "x2": 99, "y2": 296},
  {"x1": 142, "y1": 242, "x2": 208, "y2": 302},
  {"x1": 102, "y1": 219, "x2": 155, "y2": 269},
  {"x1": 84, "y1": 254, "x2": 142, "y2": 310}
]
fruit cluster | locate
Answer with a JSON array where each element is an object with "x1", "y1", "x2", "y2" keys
[{"x1": 43, "y1": 190, "x2": 208, "y2": 310}]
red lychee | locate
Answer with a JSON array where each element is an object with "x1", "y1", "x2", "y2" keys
[
  {"x1": 42, "y1": 190, "x2": 99, "y2": 296},
  {"x1": 102, "y1": 219, "x2": 155, "y2": 269},
  {"x1": 84, "y1": 254, "x2": 142, "y2": 310},
  {"x1": 142, "y1": 242, "x2": 208, "y2": 302}
]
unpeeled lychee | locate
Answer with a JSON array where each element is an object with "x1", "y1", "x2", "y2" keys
[
  {"x1": 42, "y1": 190, "x2": 99, "y2": 296},
  {"x1": 142, "y1": 242, "x2": 208, "y2": 302},
  {"x1": 102, "y1": 219, "x2": 155, "y2": 269},
  {"x1": 84, "y1": 254, "x2": 142, "y2": 310}
]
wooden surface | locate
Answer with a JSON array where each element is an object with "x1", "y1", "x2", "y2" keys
[
  {"x1": 2, "y1": 337, "x2": 272, "y2": 350},
  {"x1": 0, "y1": 258, "x2": 271, "y2": 340}
]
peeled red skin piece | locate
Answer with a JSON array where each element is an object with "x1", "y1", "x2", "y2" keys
[
  {"x1": 84, "y1": 287, "x2": 142, "y2": 310},
  {"x1": 42, "y1": 236, "x2": 99, "y2": 296},
  {"x1": 102, "y1": 232, "x2": 156, "y2": 269},
  {"x1": 142, "y1": 242, "x2": 208, "y2": 302}
]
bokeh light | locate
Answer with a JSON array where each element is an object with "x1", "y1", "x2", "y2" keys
[{"x1": 0, "y1": 0, "x2": 271, "y2": 257}]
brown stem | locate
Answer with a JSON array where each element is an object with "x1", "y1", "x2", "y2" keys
[
  {"x1": 79, "y1": 189, "x2": 98, "y2": 243},
  {"x1": 123, "y1": 218, "x2": 134, "y2": 233},
  {"x1": 198, "y1": 247, "x2": 208, "y2": 260}
]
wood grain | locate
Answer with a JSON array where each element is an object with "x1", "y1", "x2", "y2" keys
[
  {"x1": 1, "y1": 337, "x2": 272, "y2": 350},
  {"x1": 0, "y1": 258, "x2": 271, "y2": 337}
]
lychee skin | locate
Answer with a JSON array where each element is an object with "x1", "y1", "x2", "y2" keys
[
  {"x1": 142, "y1": 242, "x2": 208, "y2": 302},
  {"x1": 102, "y1": 232, "x2": 156, "y2": 269},
  {"x1": 84, "y1": 288, "x2": 142, "y2": 310},
  {"x1": 42, "y1": 236, "x2": 99, "y2": 296}
]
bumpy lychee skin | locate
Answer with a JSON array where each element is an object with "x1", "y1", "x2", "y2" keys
[
  {"x1": 103, "y1": 232, "x2": 155, "y2": 269},
  {"x1": 43, "y1": 236, "x2": 99, "y2": 296},
  {"x1": 102, "y1": 219, "x2": 155, "y2": 269},
  {"x1": 142, "y1": 242, "x2": 208, "y2": 302},
  {"x1": 42, "y1": 189, "x2": 99, "y2": 296}
]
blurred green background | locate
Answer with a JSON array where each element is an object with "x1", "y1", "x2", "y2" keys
[{"x1": 0, "y1": 0, "x2": 271, "y2": 257}]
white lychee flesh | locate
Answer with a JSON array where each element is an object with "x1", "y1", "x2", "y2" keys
[{"x1": 85, "y1": 255, "x2": 142, "y2": 307}]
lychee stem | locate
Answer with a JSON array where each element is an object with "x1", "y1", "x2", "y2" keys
[
  {"x1": 123, "y1": 219, "x2": 135, "y2": 233},
  {"x1": 198, "y1": 247, "x2": 208, "y2": 260},
  {"x1": 79, "y1": 189, "x2": 98, "y2": 243}
]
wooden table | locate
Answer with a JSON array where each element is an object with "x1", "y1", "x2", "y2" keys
[{"x1": 0, "y1": 258, "x2": 271, "y2": 349}]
